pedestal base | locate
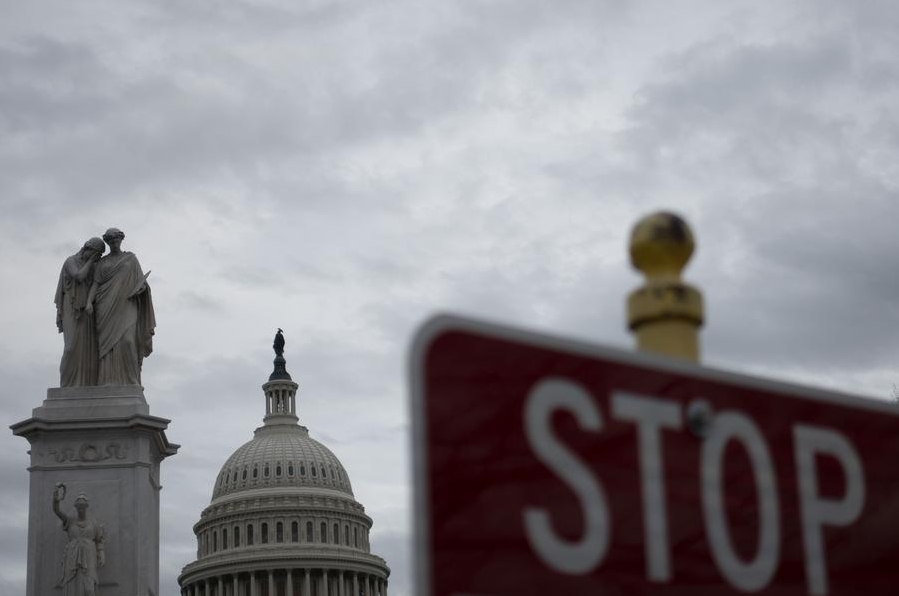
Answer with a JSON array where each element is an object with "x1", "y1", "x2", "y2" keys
[{"x1": 11, "y1": 385, "x2": 178, "y2": 596}]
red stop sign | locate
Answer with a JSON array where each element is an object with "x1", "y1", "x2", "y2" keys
[{"x1": 411, "y1": 315, "x2": 899, "y2": 596}]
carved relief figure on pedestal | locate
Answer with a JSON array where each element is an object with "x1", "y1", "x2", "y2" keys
[
  {"x1": 86, "y1": 228, "x2": 155, "y2": 386},
  {"x1": 52, "y1": 484, "x2": 106, "y2": 596},
  {"x1": 55, "y1": 238, "x2": 106, "y2": 387}
]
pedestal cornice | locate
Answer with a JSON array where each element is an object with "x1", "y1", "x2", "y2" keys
[{"x1": 10, "y1": 385, "x2": 179, "y2": 458}]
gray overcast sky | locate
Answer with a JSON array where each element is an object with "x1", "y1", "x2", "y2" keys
[{"x1": 2, "y1": 1, "x2": 899, "y2": 594}]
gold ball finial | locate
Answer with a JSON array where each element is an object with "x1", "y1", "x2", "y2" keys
[
  {"x1": 629, "y1": 211, "x2": 694, "y2": 282},
  {"x1": 627, "y1": 211, "x2": 703, "y2": 362}
]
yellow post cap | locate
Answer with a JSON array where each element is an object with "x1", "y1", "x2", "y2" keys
[
  {"x1": 627, "y1": 211, "x2": 703, "y2": 362},
  {"x1": 630, "y1": 211, "x2": 695, "y2": 282}
]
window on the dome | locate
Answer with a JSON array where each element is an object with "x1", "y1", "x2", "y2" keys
[
  {"x1": 264, "y1": 464, "x2": 270, "y2": 478},
  {"x1": 223, "y1": 528, "x2": 228, "y2": 549},
  {"x1": 320, "y1": 522, "x2": 327, "y2": 543},
  {"x1": 311, "y1": 466, "x2": 316, "y2": 477},
  {"x1": 333, "y1": 523, "x2": 338, "y2": 544},
  {"x1": 288, "y1": 463, "x2": 294, "y2": 476},
  {"x1": 321, "y1": 466, "x2": 327, "y2": 478},
  {"x1": 242, "y1": 467, "x2": 247, "y2": 481},
  {"x1": 253, "y1": 465, "x2": 258, "y2": 479},
  {"x1": 292, "y1": 521, "x2": 298, "y2": 542},
  {"x1": 213, "y1": 531, "x2": 217, "y2": 552},
  {"x1": 246, "y1": 524, "x2": 253, "y2": 545},
  {"x1": 300, "y1": 464, "x2": 306, "y2": 476},
  {"x1": 344, "y1": 525, "x2": 349, "y2": 545},
  {"x1": 234, "y1": 525, "x2": 241, "y2": 547},
  {"x1": 306, "y1": 521, "x2": 313, "y2": 542},
  {"x1": 261, "y1": 522, "x2": 269, "y2": 544},
  {"x1": 276, "y1": 521, "x2": 283, "y2": 543},
  {"x1": 276, "y1": 463, "x2": 282, "y2": 477},
  {"x1": 354, "y1": 527, "x2": 358, "y2": 548}
]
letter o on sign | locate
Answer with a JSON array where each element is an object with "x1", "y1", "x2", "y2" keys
[{"x1": 701, "y1": 411, "x2": 780, "y2": 592}]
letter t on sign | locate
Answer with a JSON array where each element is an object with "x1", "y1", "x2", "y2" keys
[{"x1": 610, "y1": 392, "x2": 682, "y2": 582}]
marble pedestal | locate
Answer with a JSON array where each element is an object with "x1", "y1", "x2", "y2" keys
[{"x1": 11, "y1": 385, "x2": 179, "y2": 596}]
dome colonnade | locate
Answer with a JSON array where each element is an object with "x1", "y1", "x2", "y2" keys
[{"x1": 179, "y1": 333, "x2": 389, "y2": 595}]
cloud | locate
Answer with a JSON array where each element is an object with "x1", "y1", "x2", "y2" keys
[{"x1": 3, "y1": 2, "x2": 899, "y2": 595}]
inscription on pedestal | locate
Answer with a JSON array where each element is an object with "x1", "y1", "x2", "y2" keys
[{"x1": 46, "y1": 442, "x2": 129, "y2": 463}]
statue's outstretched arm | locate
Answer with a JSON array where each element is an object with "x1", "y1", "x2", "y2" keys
[{"x1": 52, "y1": 484, "x2": 67, "y2": 525}]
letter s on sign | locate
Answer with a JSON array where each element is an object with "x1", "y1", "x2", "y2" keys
[{"x1": 522, "y1": 378, "x2": 610, "y2": 575}]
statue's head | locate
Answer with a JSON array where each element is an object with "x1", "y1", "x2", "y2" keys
[
  {"x1": 75, "y1": 493, "x2": 89, "y2": 512},
  {"x1": 83, "y1": 237, "x2": 106, "y2": 255},
  {"x1": 102, "y1": 228, "x2": 125, "y2": 243}
]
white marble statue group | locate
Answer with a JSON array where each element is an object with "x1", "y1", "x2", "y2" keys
[{"x1": 55, "y1": 228, "x2": 155, "y2": 387}]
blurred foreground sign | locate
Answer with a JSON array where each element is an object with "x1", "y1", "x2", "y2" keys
[{"x1": 410, "y1": 315, "x2": 899, "y2": 596}]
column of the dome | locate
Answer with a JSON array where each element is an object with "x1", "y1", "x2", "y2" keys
[
  {"x1": 250, "y1": 572, "x2": 258, "y2": 596},
  {"x1": 232, "y1": 574, "x2": 238, "y2": 596},
  {"x1": 285, "y1": 568, "x2": 293, "y2": 596},
  {"x1": 352, "y1": 572, "x2": 358, "y2": 596}
]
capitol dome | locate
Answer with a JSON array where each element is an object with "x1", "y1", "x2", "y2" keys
[
  {"x1": 179, "y1": 332, "x2": 390, "y2": 596},
  {"x1": 212, "y1": 425, "x2": 354, "y2": 500}
]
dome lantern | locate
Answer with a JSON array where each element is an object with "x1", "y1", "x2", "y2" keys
[{"x1": 263, "y1": 328, "x2": 299, "y2": 425}]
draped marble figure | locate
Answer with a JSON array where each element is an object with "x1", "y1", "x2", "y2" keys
[
  {"x1": 53, "y1": 485, "x2": 106, "y2": 596},
  {"x1": 55, "y1": 238, "x2": 106, "y2": 386},
  {"x1": 86, "y1": 228, "x2": 155, "y2": 386}
]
